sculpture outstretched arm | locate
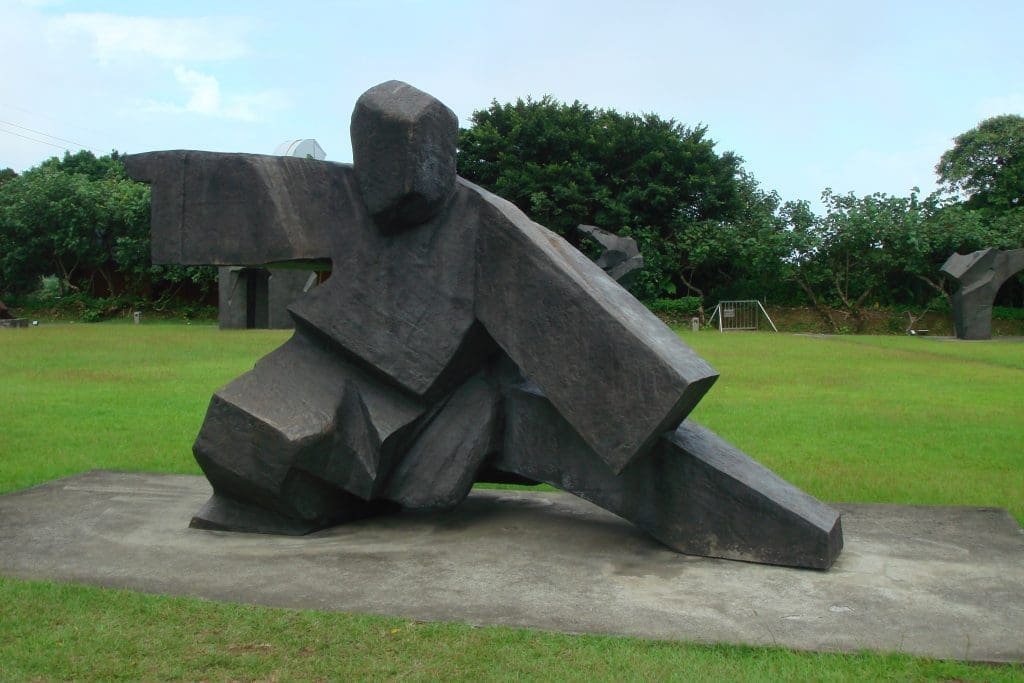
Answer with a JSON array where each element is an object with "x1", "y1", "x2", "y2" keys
[
  {"x1": 469, "y1": 181, "x2": 719, "y2": 474},
  {"x1": 124, "y1": 151, "x2": 364, "y2": 266}
]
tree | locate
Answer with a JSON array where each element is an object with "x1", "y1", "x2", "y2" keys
[
  {"x1": 0, "y1": 150, "x2": 214, "y2": 302},
  {"x1": 457, "y1": 96, "x2": 744, "y2": 299},
  {"x1": 0, "y1": 168, "x2": 16, "y2": 186},
  {"x1": 785, "y1": 189, "x2": 941, "y2": 331},
  {"x1": 936, "y1": 115, "x2": 1024, "y2": 211},
  {"x1": 37, "y1": 149, "x2": 126, "y2": 182},
  {"x1": 674, "y1": 171, "x2": 799, "y2": 305},
  {"x1": 0, "y1": 167, "x2": 97, "y2": 294},
  {"x1": 934, "y1": 118, "x2": 1024, "y2": 308}
]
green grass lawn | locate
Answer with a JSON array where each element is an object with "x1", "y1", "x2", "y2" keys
[
  {"x1": 1, "y1": 323, "x2": 1022, "y2": 681},
  {"x1": 680, "y1": 331, "x2": 1024, "y2": 521}
]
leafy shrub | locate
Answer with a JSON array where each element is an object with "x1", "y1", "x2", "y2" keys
[
  {"x1": 645, "y1": 297, "x2": 704, "y2": 327},
  {"x1": 886, "y1": 315, "x2": 907, "y2": 335},
  {"x1": 993, "y1": 306, "x2": 1024, "y2": 320},
  {"x1": 80, "y1": 305, "x2": 106, "y2": 323},
  {"x1": 33, "y1": 274, "x2": 65, "y2": 301},
  {"x1": 174, "y1": 302, "x2": 218, "y2": 320},
  {"x1": 646, "y1": 297, "x2": 703, "y2": 317}
]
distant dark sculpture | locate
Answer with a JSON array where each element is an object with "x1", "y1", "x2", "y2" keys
[
  {"x1": 125, "y1": 81, "x2": 842, "y2": 569},
  {"x1": 576, "y1": 224, "x2": 644, "y2": 289},
  {"x1": 218, "y1": 266, "x2": 316, "y2": 329},
  {"x1": 0, "y1": 299, "x2": 27, "y2": 328},
  {"x1": 941, "y1": 248, "x2": 1024, "y2": 340}
]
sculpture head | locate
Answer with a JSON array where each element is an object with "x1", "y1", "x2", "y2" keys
[{"x1": 351, "y1": 80, "x2": 459, "y2": 233}]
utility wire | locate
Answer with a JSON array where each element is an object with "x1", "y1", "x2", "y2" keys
[
  {"x1": 0, "y1": 102, "x2": 111, "y2": 141},
  {"x1": 0, "y1": 119, "x2": 101, "y2": 152},
  {"x1": 0, "y1": 126, "x2": 69, "y2": 151}
]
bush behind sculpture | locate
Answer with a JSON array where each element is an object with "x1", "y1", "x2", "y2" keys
[{"x1": 0, "y1": 150, "x2": 215, "y2": 307}]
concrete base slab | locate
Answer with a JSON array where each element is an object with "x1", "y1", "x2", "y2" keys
[{"x1": 1, "y1": 471, "x2": 1021, "y2": 663}]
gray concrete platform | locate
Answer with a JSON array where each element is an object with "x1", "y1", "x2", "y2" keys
[{"x1": 1, "y1": 470, "x2": 1021, "y2": 663}]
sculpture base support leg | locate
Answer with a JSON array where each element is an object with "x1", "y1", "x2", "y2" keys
[
  {"x1": 384, "y1": 376, "x2": 501, "y2": 509},
  {"x1": 952, "y1": 288, "x2": 995, "y2": 340},
  {"x1": 190, "y1": 490, "x2": 394, "y2": 536},
  {"x1": 496, "y1": 384, "x2": 843, "y2": 569},
  {"x1": 190, "y1": 328, "x2": 422, "y2": 535}
]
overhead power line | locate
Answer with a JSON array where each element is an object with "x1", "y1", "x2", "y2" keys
[
  {"x1": 0, "y1": 102, "x2": 111, "y2": 141},
  {"x1": 0, "y1": 119, "x2": 102, "y2": 153},
  {"x1": 0, "y1": 126, "x2": 69, "y2": 151}
]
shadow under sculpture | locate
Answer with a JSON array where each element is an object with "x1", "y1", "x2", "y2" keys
[
  {"x1": 941, "y1": 248, "x2": 1024, "y2": 340},
  {"x1": 125, "y1": 81, "x2": 843, "y2": 569}
]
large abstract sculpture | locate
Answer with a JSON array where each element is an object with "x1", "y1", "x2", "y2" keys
[
  {"x1": 941, "y1": 248, "x2": 1024, "y2": 340},
  {"x1": 126, "y1": 81, "x2": 843, "y2": 569}
]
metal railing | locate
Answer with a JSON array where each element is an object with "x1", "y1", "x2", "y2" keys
[{"x1": 707, "y1": 300, "x2": 778, "y2": 332}]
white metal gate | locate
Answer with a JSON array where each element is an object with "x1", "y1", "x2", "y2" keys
[{"x1": 707, "y1": 300, "x2": 778, "y2": 332}]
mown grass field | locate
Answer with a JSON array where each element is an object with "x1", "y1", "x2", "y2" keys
[{"x1": 1, "y1": 322, "x2": 1022, "y2": 680}]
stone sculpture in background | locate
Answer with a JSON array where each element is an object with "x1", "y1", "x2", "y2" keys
[
  {"x1": 575, "y1": 224, "x2": 644, "y2": 289},
  {"x1": 217, "y1": 266, "x2": 316, "y2": 330},
  {"x1": 125, "y1": 81, "x2": 843, "y2": 569},
  {"x1": 941, "y1": 248, "x2": 1024, "y2": 340},
  {"x1": 0, "y1": 300, "x2": 27, "y2": 328}
]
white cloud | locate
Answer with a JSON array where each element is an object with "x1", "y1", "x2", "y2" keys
[
  {"x1": 49, "y1": 13, "x2": 251, "y2": 63},
  {"x1": 142, "y1": 66, "x2": 287, "y2": 122},
  {"x1": 38, "y1": 11, "x2": 288, "y2": 124},
  {"x1": 176, "y1": 67, "x2": 221, "y2": 115}
]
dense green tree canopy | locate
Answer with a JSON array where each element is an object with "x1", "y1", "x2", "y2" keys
[
  {"x1": 0, "y1": 154, "x2": 139, "y2": 295},
  {"x1": 458, "y1": 97, "x2": 743, "y2": 236},
  {"x1": 0, "y1": 150, "x2": 213, "y2": 302},
  {"x1": 936, "y1": 114, "x2": 1024, "y2": 211},
  {"x1": 457, "y1": 96, "x2": 744, "y2": 299},
  {"x1": 458, "y1": 99, "x2": 1024, "y2": 312}
]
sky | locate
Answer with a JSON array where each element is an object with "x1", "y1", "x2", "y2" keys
[{"x1": 2, "y1": 0, "x2": 1023, "y2": 212}]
